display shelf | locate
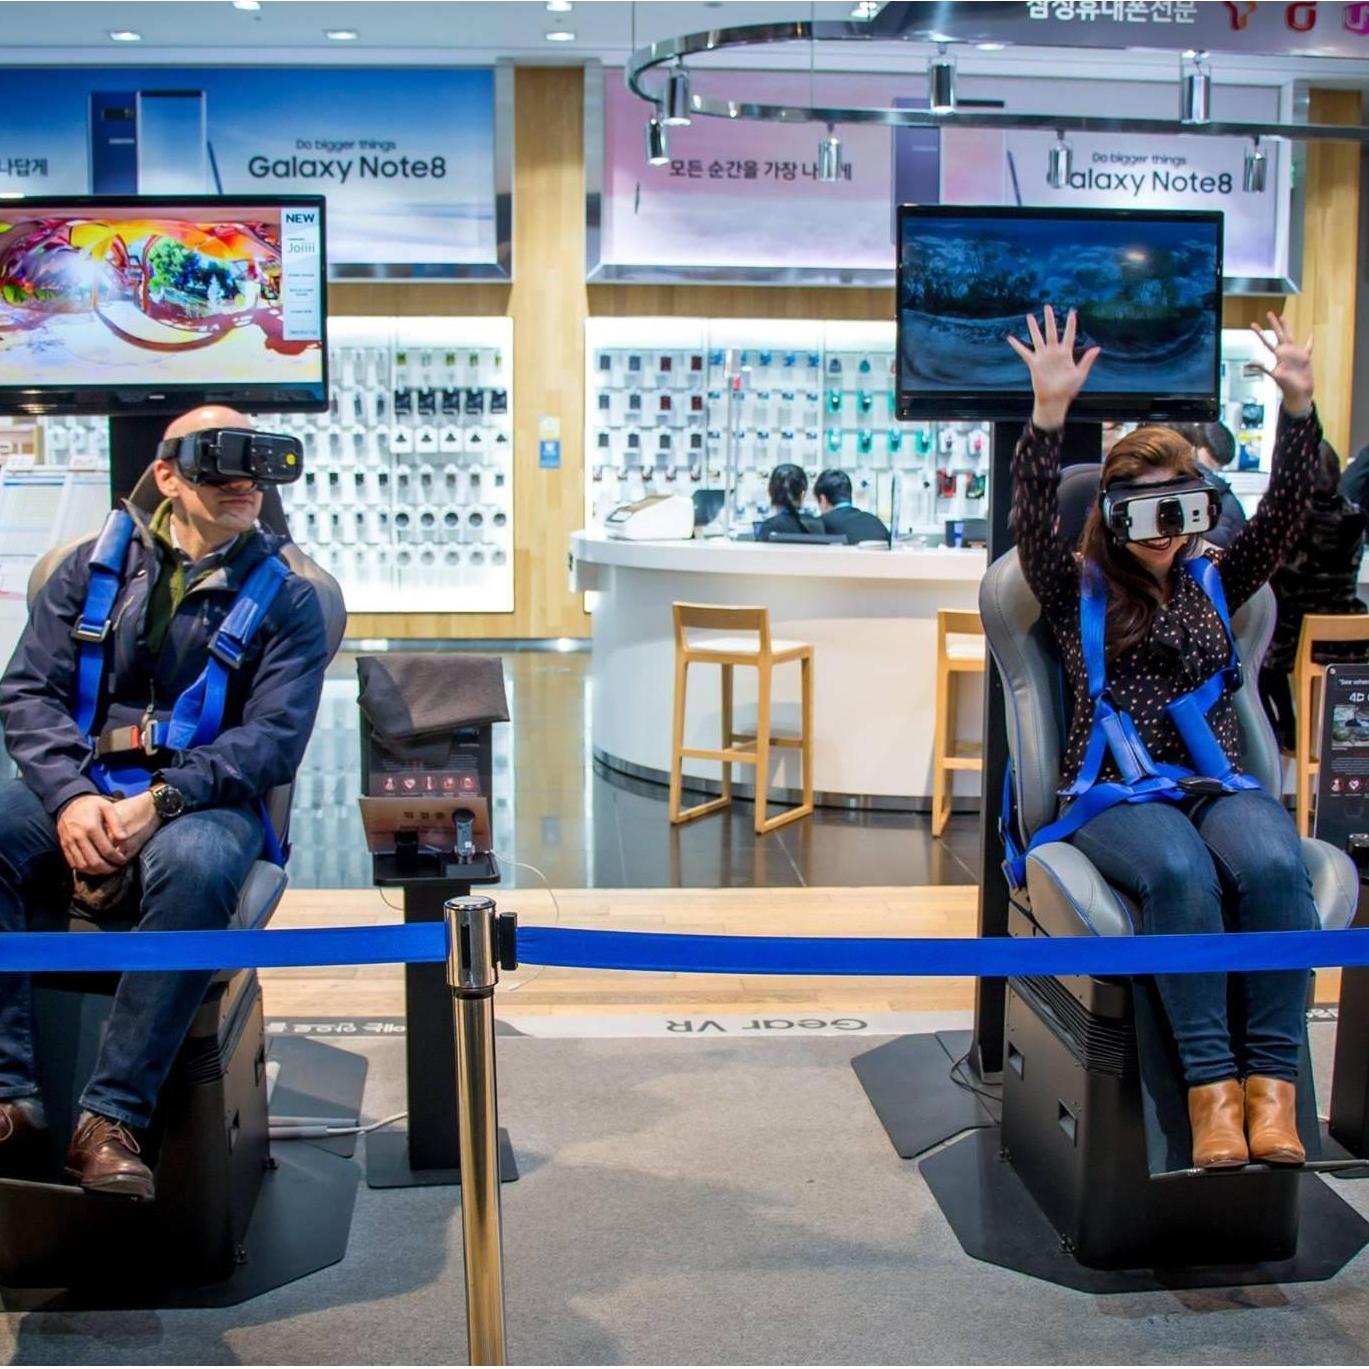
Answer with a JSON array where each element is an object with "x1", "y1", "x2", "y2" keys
[
  {"x1": 37, "y1": 316, "x2": 516, "y2": 617},
  {"x1": 585, "y1": 319, "x2": 1285, "y2": 543}
]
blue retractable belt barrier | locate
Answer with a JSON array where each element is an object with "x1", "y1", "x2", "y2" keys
[{"x1": 5, "y1": 924, "x2": 1369, "y2": 977}]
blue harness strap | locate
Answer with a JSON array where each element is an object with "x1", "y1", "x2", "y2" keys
[
  {"x1": 72, "y1": 511, "x2": 137, "y2": 739},
  {"x1": 1003, "y1": 555, "x2": 1260, "y2": 890},
  {"x1": 75, "y1": 528, "x2": 292, "y2": 866}
]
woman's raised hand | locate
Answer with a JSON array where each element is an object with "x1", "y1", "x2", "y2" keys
[
  {"x1": 1249, "y1": 312, "x2": 1314, "y2": 418},
  {"x1": 1006, "y1": 305, "x2": 1101, "y2": 432}
]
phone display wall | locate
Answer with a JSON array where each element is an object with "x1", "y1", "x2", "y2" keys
[
  {"x1": 585, "y1": 320, "x2": 1281, "y2": 541},
  {"x1": 586, "y1": 317, "x2": 990, "y2": 543},
  {"x1": 36, "y1": 317, "x2": 515, "y2": 615},
  {"x1": 271, "y1": 316, "x2": 514, "y2": 614}
]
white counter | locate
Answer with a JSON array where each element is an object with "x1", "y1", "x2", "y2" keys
[{"x1": 571, "y1": 531, "x2": 988, "y2": 807}]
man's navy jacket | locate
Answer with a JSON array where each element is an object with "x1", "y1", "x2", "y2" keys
[{"x1": 0, "y1": 506, "x2": 329, "y2": 817}]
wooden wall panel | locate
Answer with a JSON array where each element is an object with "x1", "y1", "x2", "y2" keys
[
  {"x1": 345, "y1": 67, "x2": 590, "y2": 642},
  {"x1": 1280, "y1": 89, "x2": 1362, "y2": 459}
]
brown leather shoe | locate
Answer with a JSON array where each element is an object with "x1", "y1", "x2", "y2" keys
[
  {"x1": 1245, "y1": 1076, "x2": 1306, "y2": 1165},
  {"x1": 0, "y1": 1098, "x2": 49, "y2": 1180},
  {"x1": 63, "y1": 1112, "x2": 154, "y2": 1200},
  {"x1": 1188, "y1": 1079, "x2": 1249, "y2": 1170}
]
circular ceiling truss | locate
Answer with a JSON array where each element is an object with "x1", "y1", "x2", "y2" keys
[{"x1": 625, "y1": 19, "x2": 1369, "y2": 144}]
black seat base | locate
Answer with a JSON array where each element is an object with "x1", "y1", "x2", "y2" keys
[{"x1": 922, "y1": 1125, "x2": 1369, "y2": 1293}]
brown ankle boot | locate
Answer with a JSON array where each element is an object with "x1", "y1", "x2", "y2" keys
[
  {"x1": 1245, "y1": 1076, "x2": 1305, "y2": 1165},
  {"x1": 1187, "y1": 1079, "x2": 1249, "y2": 1170}
]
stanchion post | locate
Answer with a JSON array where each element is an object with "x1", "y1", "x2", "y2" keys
[{"x1": 445, "y1": 895, "x2": 508, "y2": 1366}]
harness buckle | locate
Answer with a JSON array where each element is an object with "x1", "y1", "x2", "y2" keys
[
  {"x1": 71, "y1": 620, "x2": 111, "y2": 645},
  {"x1": 1177, "y1": 775, "x2": 1228, "y2": 797},
  {"x1": 209, "y1": 636, "x2": 246, "y2": 670}
]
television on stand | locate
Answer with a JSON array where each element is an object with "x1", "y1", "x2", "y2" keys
[
  {"x1": 896, "y1": 206, "x2": 1223, "y2": 424},
  {"x1": 0, "y1": 194, "x2": 328, "y2": 499}
]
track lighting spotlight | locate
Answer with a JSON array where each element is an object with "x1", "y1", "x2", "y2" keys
[
  {"x1": 1180, "y1": 49, "x2": 1211, "y2": 125},
  {"x1": 664, "y1": 63, "x2": 692, "y2": 126},
  {"x1": 818, "y1": 126, "x2": 843, "y2": 182},
  {"x1": 1244, "y1": 137, "x2": 1268, "y2": 192},
  {"x1": 928, "y1": 45, "x2": 956, "y2": 114},
  {"x1": 1047, "y1": 132, "x2": 1073, "y2": 190},
  {"x1": 645, "y1": 112, "x2": 669, "y2": 165}
]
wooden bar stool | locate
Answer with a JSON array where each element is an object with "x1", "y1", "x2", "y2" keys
[
  {"x1": 931, "y1": 608, "x2": 986, "y2": 837},
  {"x1": 668, "y1": 603, "x2": 814, "y2": 835},
  {"x1": 1292, "y1": 613, "x2": 1369, "y2": 836}
]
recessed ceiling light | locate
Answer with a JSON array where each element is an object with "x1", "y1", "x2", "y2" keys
[
  {"x1": 976, "y1": 42, "x2": 1006, "y2": 50},
  {"x1": 545, "y1": 0, "x2": 573, "y2": 11},
  {"x1": 232, "y1": 0, "x2": 261, "y2": 9},
  {"x1": 545, "y1": 29, "x2": 576, "y2": 41},
  {"x1": 325, "y1": 28, "x2": 358, "y2": 40},
  {"x1": 850, "y1": 1, "x2": 880, "y2": 16},
  {"x1": 108, "y1": 29, "x2": 142, "y2": 41}
]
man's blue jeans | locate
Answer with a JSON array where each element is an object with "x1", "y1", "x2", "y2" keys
[
  {"x1": 0, "y1": 778, "x2": 262, "y2": 1129},
  {"x1": 1071, "y1": 788, "x2": 1318, "y2": 1087}
]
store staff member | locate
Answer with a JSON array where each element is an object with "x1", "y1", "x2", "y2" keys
[
  {"x1": 815, "y1": 469, "x2": 890, "y2": 545},
  {"x1": 756, "y1": 464, "x2": 824, "y2": 541},
  {"x1": 0, "y1": 405, "x2": 329, "y2": 1200}
]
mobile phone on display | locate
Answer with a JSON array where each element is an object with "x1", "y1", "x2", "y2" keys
[
  {"x1": 135, "y1": 90, "x2": 211, "y2": 194},
  {"x1": 89, "y1": 91, "x2": 138, "y2": 193}
]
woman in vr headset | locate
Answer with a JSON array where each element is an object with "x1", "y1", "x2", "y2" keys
[{"x1": 1009, "y1": 306, "x2": 1321, "y2": 1171}]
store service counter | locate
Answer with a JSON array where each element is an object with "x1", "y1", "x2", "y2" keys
[{"x1": 570, "y1": 531, "x2": 988, "y2": 808}]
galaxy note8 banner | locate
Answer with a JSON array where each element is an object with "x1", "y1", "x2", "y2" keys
[{"x1": 896, "y1": 206, "x2": 1223, "y2": 422}]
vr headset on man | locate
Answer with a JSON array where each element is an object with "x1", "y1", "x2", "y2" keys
[
  {"x1": 1101, "y1": 476, "x2": 1221, "y2": 545},
  {"x1": 154, "y1": 428, "x2": 304, "y2": 487}
]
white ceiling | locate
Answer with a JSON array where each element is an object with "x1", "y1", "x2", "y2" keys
[{"x1": 4, "y1": 0, "x2": 1368, "y2": 86}]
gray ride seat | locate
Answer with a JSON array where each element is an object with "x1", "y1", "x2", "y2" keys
[
  {"x1": 978, "y1": 462, "x2": 1356, "y2": 1270},
  {"x1": 0, "y1": 471, "x2": 345, "y2": 1291}
]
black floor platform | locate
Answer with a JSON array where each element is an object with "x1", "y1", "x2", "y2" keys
[
  {"x1": 852, "y1": 1029, "x2": 1000, "y2": 1159},
  {"x1": 0, "y1": 1143, "x2": 359, "y2": 1312},
  {"x1": 922, "y1": 1127, "x2": 1369, "y2": 1294}
]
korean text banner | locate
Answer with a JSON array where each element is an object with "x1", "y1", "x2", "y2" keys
[
  {"x1": 0, "y1": 68, "x2": 496, "y2": 270},
  {"x1": 598, "y1": 68, "x2": 1288, "y2": 286}
]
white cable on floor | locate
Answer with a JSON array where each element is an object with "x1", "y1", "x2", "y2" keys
[{"x1": 269, "y1": 1109, "x2": 407, "y2": 1142}]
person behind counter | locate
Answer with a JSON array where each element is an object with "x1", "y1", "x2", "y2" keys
[
  {"x1": 755, "y1": 464, "x2": 824, "y2": 542},
  {"x1": 1170, "y1": 421, "x2": 1246, "y2": 548},
  {"x1": 814, "y1": 469, "x2": 891, "y2": 545},
  {"x1": 1009, "y1": 304, "x2": 1321, "y2": 1172}
]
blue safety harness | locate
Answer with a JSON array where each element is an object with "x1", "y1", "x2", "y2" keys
[
  {"x1": 72, "y1": 509, "x2": 291, "y2": 865},
  {"x1": 1001, "y1": 554, "x2": 1262, "y2": 889}
]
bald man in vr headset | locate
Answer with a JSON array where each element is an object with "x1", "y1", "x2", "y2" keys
[{"x1": 0, "y1": 405, "x2": 327, "y2": 1200}]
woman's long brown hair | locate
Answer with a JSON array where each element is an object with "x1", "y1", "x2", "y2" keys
[{"x1": 1079, "y1": 426, "x2": 1203, "y2": 661}]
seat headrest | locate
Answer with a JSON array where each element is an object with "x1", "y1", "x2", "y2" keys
[{"x1": 1057, "y1": 463, "x2": 1102, "y2": 548}]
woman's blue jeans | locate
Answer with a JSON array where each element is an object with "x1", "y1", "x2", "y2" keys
[
  {"x1": 1070, "y1": 788, "x2": 1317, "y2": 1087},
  {"x1": 0, "y1": 778, "x2": 262, "y2": 1129}
]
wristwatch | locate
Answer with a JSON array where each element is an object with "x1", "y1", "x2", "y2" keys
[{"x1": 149, "y1": 782, "x2": 187, "y2": 821}]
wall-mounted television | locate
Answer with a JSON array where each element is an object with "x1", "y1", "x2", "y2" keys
[
  {"x1": 896, "y1": 206, "x2": 1222, "y2": 423},
  {"x1": 0, "y1": 194, "x2": 327, "y2": 415}
]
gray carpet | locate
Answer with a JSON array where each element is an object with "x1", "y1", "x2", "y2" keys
[{"x1": 4, "y1": 1029, "x2": 1369, "y2": 1366}]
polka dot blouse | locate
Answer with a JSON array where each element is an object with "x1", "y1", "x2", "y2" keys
[{"x1": 1011, "y1": 409, "x2": 1322, "y2": 790}]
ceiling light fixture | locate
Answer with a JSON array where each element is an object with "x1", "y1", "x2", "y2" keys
[
  {"x1": 645, "y1": 111, "x2": 670, "y2": 165},
  {"x1": 1244, "y1": 136, "x2": 1268, "y2": 192},
  {"x1": 664, "y1": 62, "x2": 692, "y2": 125},
  {"x1": 928, "y1": 44, "x2": 956, "y2": 114},
  {"x1": 1047, "y1": 131, "x2": 1073, "y2": 189},
  {"x1": 818, "y1": 125, "x2": 843, "y2": 183},
  {"x1": 232, "y1": 0, "x2": 262, "y2": 9},
  {"x1": 1180, "y1": 49, "x2": 1211, "y2": 124},
  {"x1": 545, "y1": 28, "x2": 576, "y2": 41},
  {"x1": 325, "y1": 29, "x2": 358, "y2": 40},
  {"x1": 976, "y1": 42, "x2": 1006, "y2": 51},
  {"x1": 108, "y1": 29, "x2": 142, "y2": 41},
  {"x1": 849, "y1": 2, "x2": 880, "y2": 17},
  {"x1": 546, "y1": 0, "x2": 573, "y2": 10}
]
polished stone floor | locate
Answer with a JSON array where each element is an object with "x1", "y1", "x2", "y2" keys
[{"x1": 291, "y1": 648, "x2": 983, "y2": 890}]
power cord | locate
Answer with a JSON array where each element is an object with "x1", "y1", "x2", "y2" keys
[
  {"x1": 270, "y1": 1110, "x2": 407, "y2": 1141},
  {"x1": 947, "y1": 1049, "x2": 1003, "y2": 1108}
]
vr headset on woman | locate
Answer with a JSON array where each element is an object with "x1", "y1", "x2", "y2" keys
[
  {"x1": 154, "y1": 428, "x2": 304, "y2": 487},
  {"x1": 1100, "y1": 476, "x2": 1220, "y2": 544}
]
